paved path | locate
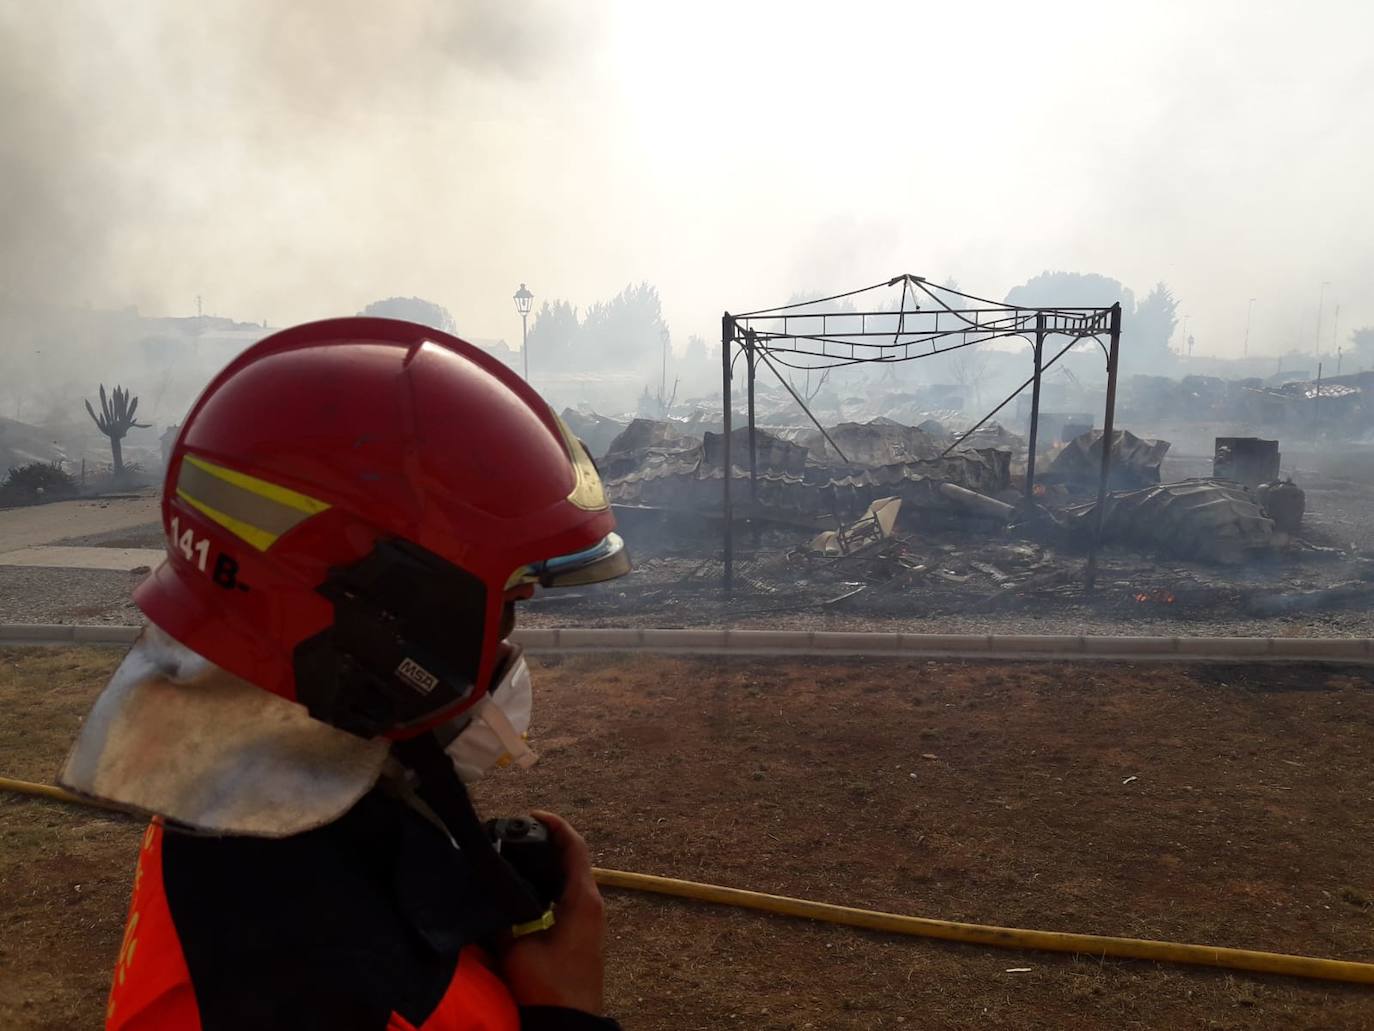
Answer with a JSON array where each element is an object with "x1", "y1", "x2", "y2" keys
[
  {"x1": 0, "y1": 546, "x2": 164, "y2": 572},
  {"x1": 0, "y1": 496, "x2": 160, "y2": 551}
]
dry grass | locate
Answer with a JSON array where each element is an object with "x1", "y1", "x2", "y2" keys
[{"x1": 3, "y1": 647, "x2": 1374, "y2": 1029}]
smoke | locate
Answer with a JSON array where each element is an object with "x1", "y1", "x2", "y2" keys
[
  {"x1": 0, "y1": 0, "x2": 601, "y2": 425},
  {"x1": 2, "y1": 0, "x2": 1372, "y2": 434},
  {"x1": 0, "y1": 5, "x2": 128, "y2": 307}
]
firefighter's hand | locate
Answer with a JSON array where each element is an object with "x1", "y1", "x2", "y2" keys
[{"x1": 499, "y1": 811, "x2": 607, "y2": 1016}]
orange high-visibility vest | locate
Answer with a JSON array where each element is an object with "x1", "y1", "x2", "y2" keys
[{"x1": 107, "y1": 802, "x2": 524, "y2": 1031}]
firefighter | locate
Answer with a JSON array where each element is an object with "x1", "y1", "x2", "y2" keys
[{"x1": 61, "y1": 318, "x2": 630, "y2": 1029}]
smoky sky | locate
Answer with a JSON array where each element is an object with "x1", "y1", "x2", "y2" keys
[{"x1": 2, "y1": 0, "x2": 1371, "y2": 360}]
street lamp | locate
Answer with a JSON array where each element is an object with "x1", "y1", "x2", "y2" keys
[
  {"x1": 659, "y1": 327, "x2": 670, "y2": 416},
  {"x1": 1243, "y1": 297, "x2": 1256, "y2": 358},
  {"x1": 1315, "y1": 281, "x2": 1329, "y2": 357},
  {"x1": 513, "y1": 282, "x2": 534, "y2": 380}
]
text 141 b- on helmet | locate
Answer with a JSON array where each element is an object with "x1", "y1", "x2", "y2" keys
[{"x1": 61, "y1": 317, "x2": 629, "y2": 834}]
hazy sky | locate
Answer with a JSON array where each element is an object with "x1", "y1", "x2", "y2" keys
[{"x1": 3, "y1": 0, "x2": 1371, "y2": 359}]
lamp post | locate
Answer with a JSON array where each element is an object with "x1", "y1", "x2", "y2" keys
[
  {"x1": 1243, "y1": 297, "x2": 1256, "y2": 358},
  {"x1": 513, "y1": 283, "x2": 534, "y2": 380},
  {"x1": 659, "y1": 327, "x2": 670, "y2": 416},
  {"x1": 1315, "y1": 281, "x2": 1329, "y2": 357}
]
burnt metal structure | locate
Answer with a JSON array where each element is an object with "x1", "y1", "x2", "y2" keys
[{"x1": 720, "y1": 274, "x2": 1123, "y2": 590}]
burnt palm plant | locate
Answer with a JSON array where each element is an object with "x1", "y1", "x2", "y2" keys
[{"x1": 85, "y1": 384, "x2": 149, "y2": 478}]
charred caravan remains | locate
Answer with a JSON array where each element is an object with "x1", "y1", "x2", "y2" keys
[{"x1": 719, "y1": 275, "x2": 1123, "y2": 589}]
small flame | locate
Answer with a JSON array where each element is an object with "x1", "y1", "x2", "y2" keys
[{"x1": 1134, "y1": 589, "x2": 1177, "y2": 604}]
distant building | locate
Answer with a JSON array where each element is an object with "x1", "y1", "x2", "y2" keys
[
  {"x1": 468, "y1": 338, "x2": 520, "y2": 372},
  {"x1": 160, "y1": 425, "x2": 180, "y2": 468},
  {"x1": 138, "y1": 316, "x2": 269, "y2": 369}
]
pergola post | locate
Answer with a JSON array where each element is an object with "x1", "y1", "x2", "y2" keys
[
  {"x1": 1085, "y1": 302, "x2": 1122, "y2": 589},
  {"x1": 746, "y1": 330, "x2": 758, "y2": 518},
  {"x1": 721, "y1": 312, "x2": 734, "y2": 592},
  {"x1": 1024, "y1": 311, "x2": 1046, "y2": 501}
]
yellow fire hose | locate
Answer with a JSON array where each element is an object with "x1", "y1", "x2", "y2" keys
[
  {"x1": 592, "y1": 868, "x2": 1374, "y2": 985},
  {"x1": 5, "y1": 775, "x2": 1373, "y2": 986},
  {"x1": 0, "y1": 776, "x2": 130, "y2": 812}
]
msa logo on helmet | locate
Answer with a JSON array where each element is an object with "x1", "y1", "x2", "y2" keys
[{"x1": 395, "y1": 657, "x2": 440, "y2": 695}]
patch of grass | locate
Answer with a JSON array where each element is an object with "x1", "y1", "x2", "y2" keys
[{"x1": 0, "y1": 647, "x2": 121, "y2": 782}]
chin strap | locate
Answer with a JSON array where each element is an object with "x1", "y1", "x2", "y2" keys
[{"x1": 394, "y1": 733, "x2": 548, "y2": 929}]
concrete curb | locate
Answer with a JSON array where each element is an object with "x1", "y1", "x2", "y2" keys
[
  {"x1": 0, "y1": 624, "x2": 143, "y2": 646},
  {"x1": 4, "y1": 623, "x2": 1372, "y2": 664}
]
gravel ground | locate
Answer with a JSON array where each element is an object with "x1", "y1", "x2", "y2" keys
[
  {"x1": 519, "y1": 594, "x2": 1374, "y2": 638},
  {"x1": 0, "y1": 567, "x2": 146, "y2": 625},
  {"x1": 52, "y1": 523, "x2": 167, "y2": 549}
]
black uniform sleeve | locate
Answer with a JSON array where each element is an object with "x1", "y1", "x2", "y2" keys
[
  {"x1": 161, "y1": 790, "x2": 512, "y2": 1031},
  {"x1": 519, "y1": 1006, "x2": 623, "y2": 1030}
]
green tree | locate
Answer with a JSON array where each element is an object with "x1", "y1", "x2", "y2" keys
[
  {"x1": 683, "y1": 333, "x2": 709, "y2": 367},
  {"x1": 1005, "y1": 271, "x2": 1136, "y2": 313},
  {"x1": 358, "y1": 297, "x2": 456, "y2": 333},
  {"x1": 576, "y1": 282, "x2": 667, "y2": 376},
  {"x1": 1352, "y1": 327, "x2": 1374, "y2": 365},
  {"x1": 525, "y1": 299, "x2": 580, "y2": 371},
  {"x1": 1130, "y1": 282, "x2": 1179, "y2": 368}
]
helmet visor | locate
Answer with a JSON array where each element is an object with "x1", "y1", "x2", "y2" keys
[{"x1": 506, "y1": 531, "x2": 631, "y2": 590}]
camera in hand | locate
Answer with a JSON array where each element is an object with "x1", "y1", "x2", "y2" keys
[{"x1": 485, "y1": 815, "x2": 565, "y2": 909}]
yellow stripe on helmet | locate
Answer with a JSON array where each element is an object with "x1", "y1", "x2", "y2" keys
[{"x1": 175, "y1": 454, "x2": 331, "y2": 552}]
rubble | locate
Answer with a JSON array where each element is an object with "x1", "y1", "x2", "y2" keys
[
  {"x1": 603, "y1": 422, "x2": 1012, "y2": 526},
  {"x1": 1214, "y1": 437, "x2": 1280, "y2": 487},
  {"x1": 604, "y1": 417, "x2": 696, "y2": 457},
  {"x1": 1044, "y1": 429, "x2": 1170, "y2": 490},
  {"x1": 938, "y1": 483, "x2": 1016, "y2": 522},
  {"x1": 1030, "y1": 411, "x2": 1096, "y2": 445},
  {"x1": 956, "y1": 421, "x2": 1025, "y2": 454},
  {"x1": 1257, "y1": 480, "x2": 1305, "y2": 532},
  {"x1": 790, "y1": 417, "x2": 1024, "y2": 466},
  {"x1": 810, "y1": 497, "x2": 901, "y2": 556},
  {"x1": 1065, "y1": 479, "x2": 1277, "y2": 565},
  {"x1": 586, "y1": 404, "x2": 1360, "y2": 620},
  {"x1": 795, "y1": 419, "x2": 946, "y2": 465},
  {"x1": 599, "y1": 417, "x2": 702, "y2": 481},
  {"x1": 560, "y1": 407, "x2": 628, "y2": 458}
]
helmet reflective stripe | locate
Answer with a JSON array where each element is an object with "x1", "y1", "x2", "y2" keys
[
  {"x1": 552, "y1": 416, "x2": 609, "y2": 512},
  {"x1": 176, "y1": 454, "x2": 331, "y2": 552}
]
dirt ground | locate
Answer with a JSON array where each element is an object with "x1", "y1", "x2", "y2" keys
[
  {"x1": 3, "y1": 647, "x2": 1374, "y2": 1029},
  {"x1": 0, "y1": 494, "x2": 160, "y2": 553}
]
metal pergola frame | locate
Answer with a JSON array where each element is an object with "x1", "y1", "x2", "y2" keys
[{"x1": 720, "y1": 274, "x2": 1124, "y2": 591}]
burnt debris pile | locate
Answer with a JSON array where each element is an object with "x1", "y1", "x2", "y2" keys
[{"x1": 544, "y1": 410, "x2": 1374, "y2": 625}]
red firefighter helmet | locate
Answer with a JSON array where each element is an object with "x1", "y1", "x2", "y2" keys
[{"x1": 137, "y1": 316, "x2": 627, "y2": 736}]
